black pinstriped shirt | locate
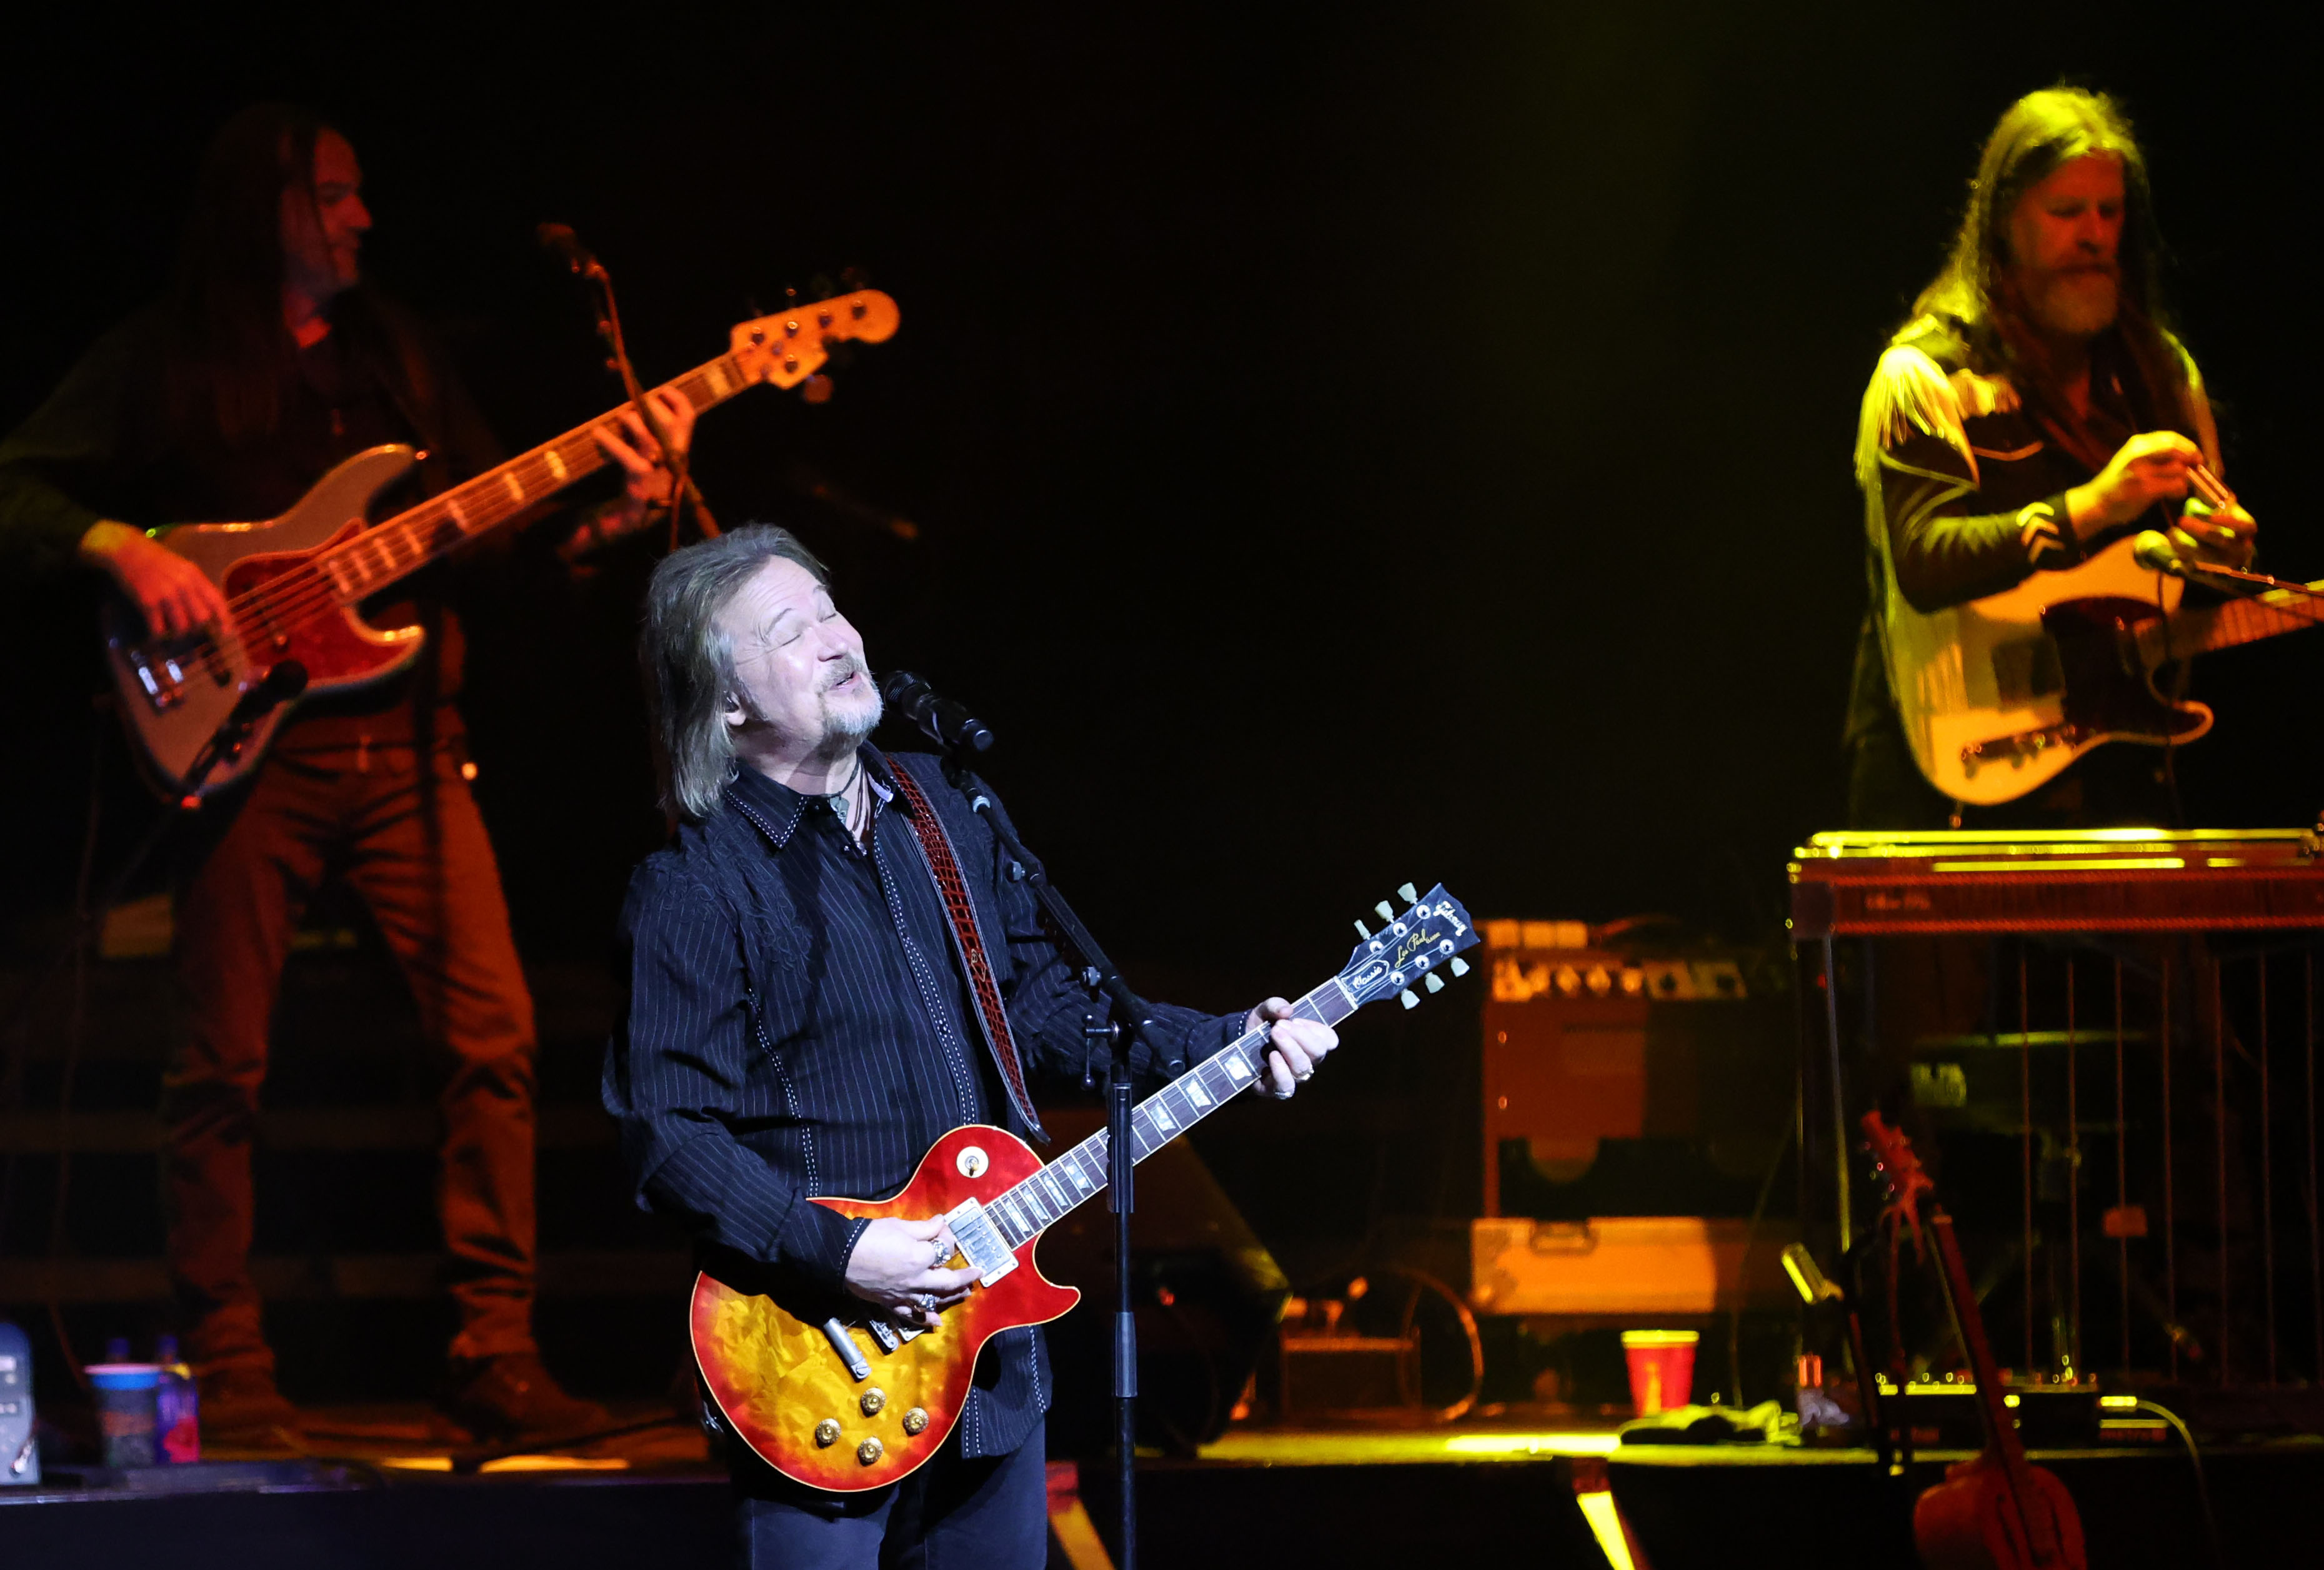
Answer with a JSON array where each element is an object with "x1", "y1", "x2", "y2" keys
[{"x1": 604, "y1": 747, "x2": 1240, "y2": 1460}]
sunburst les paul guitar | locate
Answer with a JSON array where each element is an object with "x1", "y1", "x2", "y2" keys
[
  {"x1": 1885, "y1": 532, "x2": 2324, "y2": 806},
  {"x1": 691, "y1": 883, "x2": 1480, "y2": 1491},
  {"x1": 102, "y1": 290, "x2": 899, "y2": 799}
]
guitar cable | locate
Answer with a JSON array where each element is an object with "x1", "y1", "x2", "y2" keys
[{"x1": 2134, "y1": 1397, "x2": 2223, "y2": 1570}]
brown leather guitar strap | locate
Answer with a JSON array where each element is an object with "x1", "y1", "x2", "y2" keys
[{"x1": 886, "y1": 761, "x2": 1048, "y2": 1141}]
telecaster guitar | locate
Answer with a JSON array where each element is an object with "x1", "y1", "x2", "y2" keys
[
  {"x1": 1885, "y1": 532, "x2": 2324, "y2": 805},
  {"x1": 102, "y1": 290, "x2": 899, "y2": 799},
  {"x1": 691, "y1": 883, "x2": 1480, "y2": 1491}
]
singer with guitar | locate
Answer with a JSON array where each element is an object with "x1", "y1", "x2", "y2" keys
[
  {"x1": 0, "y1": 104, "x2": 693, "y2": 1443},
  {"x1": 1845, "y1": 86, "x2": 2258, "y2": 832},
  {"x1": 607, "y1": 525, "x2": 1340, "y2": 1567}
]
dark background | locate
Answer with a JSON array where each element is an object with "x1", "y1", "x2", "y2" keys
[
  {"x1": 7, "y1": 5, "x2": 2323, "y2": 976},
  {"x1": 3, "y1": 5, "x2": 2322, "y2": 1381}
]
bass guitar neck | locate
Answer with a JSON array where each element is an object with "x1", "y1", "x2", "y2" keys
[{"x1": 105, "y1": 291, "x2": 900, "y2": 800}]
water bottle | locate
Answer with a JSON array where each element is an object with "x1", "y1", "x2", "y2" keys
[{"x1": 154, "y1": 1335, "x2": 200, "y2": 1463}]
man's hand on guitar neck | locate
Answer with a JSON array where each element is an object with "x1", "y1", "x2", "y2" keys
[
  {"x1": 560, "y1": 387, "x2": 698, "y2": 560},
  {"x1": 79, "y1": 521, "x2": 230, "y2": 639},
  {"x1": 845, "y1": 1216, "x2": 980, "y2": 1330},
  {"x1": 1246, "y1": 996, "x2": 1339, "y2": 1100}
]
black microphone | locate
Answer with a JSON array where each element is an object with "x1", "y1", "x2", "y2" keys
[
  {"x1": 229, "y1": 660, "x2": 309, "y2": 725},
  {"x1": 536, "y1": 222, "x2": 602, "y2": 278},
  {"x1": 877, "y1": 670, "x2": 996, "y2": 755},
  {"x1": 2133, "y1": 529, "x2": 2188, "y2": 577}
]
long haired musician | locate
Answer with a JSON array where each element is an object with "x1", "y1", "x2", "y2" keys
[
  {"x1": 1843, "y1": 86, "x2": 2257, "y2": 830},
  {"x1": 0, "y1": 103, "x2": 690, "y2": 1444}
]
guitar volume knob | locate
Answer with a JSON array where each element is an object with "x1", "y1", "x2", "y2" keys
[
  {"x1": 860, "y1": 1388, "x2": 886, "y2": 1416},
  {"x1": 902, "y1": 1407, "x2": 929, "y2": 1436},
  {"x1": 857, "y1": 1437, "x2": 884, "y2": 1465},
  {"x1": 814, "y1": 1419, "x2": 841, "y2": 1448}
]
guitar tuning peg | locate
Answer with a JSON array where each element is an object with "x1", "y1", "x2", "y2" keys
[
  {"x1": 1397, "y1": 883, "x2": 1418, "y2": 904},
  {"x1": 1450, "y1": 956, "x2": 1470, "y2": 978},
  {"x1": 1375, "y1": 901, "x2": 1395, "y2": 923},
  {"x1": 1424, "y1": 973, "x2": 1445, "y2": 993},
  {"x1": 1353, "y1": 920, "x2": 1372, "y2": 939},
  {"x1": 1399, "y1": 988, "x2": 1419, "y2": 1010}
]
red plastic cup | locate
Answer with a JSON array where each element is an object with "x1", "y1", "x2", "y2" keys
[{"x1": 1621, "y1": 1330, "x2": 1698, "y2": 1415}]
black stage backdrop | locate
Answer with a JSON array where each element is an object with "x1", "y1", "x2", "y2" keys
[{"x1": 5, "y1": 3, "x2": 2322, "y2": 996}]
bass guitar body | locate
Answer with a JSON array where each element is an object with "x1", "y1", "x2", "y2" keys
[
  {"x1": 102, "y1": 446, "x2": 428, "y2": 798},
  {"x1": 691, "y1": 1125, "x2": 1078, "y2": 1493},
  {"x1": 1913, "y1": 1449, "x2": 2088, "y2": 1570}
]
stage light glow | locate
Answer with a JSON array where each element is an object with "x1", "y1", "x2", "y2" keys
[{"x1": 1575, "y1": 1489, "x2": 1640, "y2": 1570}]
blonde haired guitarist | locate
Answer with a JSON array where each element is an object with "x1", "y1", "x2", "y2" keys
[{"x1": 1845, "y1": 86, "x2": 2257, "y2": 830}]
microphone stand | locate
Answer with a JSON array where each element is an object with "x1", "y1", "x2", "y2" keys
[
  {"x1": 930, "y1": 746, "x2": 1155, "y2": 1570},
  {"x1": 551, "y1": 239, "x2": 718, "y2": 543},
  {"x1": 2177, "y1": 559, "x2": 2324, "y2": 602}
]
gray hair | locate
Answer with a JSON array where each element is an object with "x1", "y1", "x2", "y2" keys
[{"x1": 639, "y1": 524, "x2": 829, "y2": 822}]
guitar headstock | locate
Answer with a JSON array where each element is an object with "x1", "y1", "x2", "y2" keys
[
  {"x1": 1862, "y1": 1110, "x2": 1933, "y2": 1225},
  {"x1": 730, "y1": 290, "x2": 901, "y2": 389},
  {"x1": 1339, "y1": 883, "x2": 1479, "y2": 1011}
]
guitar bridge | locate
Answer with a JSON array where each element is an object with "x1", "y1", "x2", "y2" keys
[
  {"x1": 1960, "y1": 723, "x2": 2087, "y2": 777},
  {"x1": 941, "y1": 1197, "x2": 1017, "y2": 1286}
]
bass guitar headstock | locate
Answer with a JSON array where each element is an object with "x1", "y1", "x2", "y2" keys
[
  {"x1": 1338, "y1": 883, "x2": 1479, "y2": 1011},
  {"x1": 731, "y1": 290, "x2": 901, "y2": 389}
]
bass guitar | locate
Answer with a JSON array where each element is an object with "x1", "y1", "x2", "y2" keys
[
  {"x1": 102, "y1": 290, "x2": 899, "y2": 799},
  {"x1": 1883, "y1": 532, "x2": 2324, "y2": 806},
  {"x1": 692, "y1": 882, "x2": 1480, "y2": 1491},
  {"x1": 1863, "y1": 1112, "x2": 2086, "y2": 1570}
]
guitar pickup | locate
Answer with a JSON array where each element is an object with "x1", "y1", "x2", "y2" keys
[{"x1": 941, "y1": 1197, "x2": 1018, "y2": 1287}]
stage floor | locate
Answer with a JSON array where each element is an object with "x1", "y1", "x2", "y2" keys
[{"x1": 7, "y1": 1405, "x2": 2321, "y2": 1569}]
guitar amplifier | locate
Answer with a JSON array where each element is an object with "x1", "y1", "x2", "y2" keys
[{"x1": 1479, "y1": 920, "x2": 1791, "y2": 1219}]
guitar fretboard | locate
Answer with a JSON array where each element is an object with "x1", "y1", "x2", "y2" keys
[
  {"x1": 302, "y1": 352, "x2": 757, "y2": 609},
  {"x1": 977, "y1": 980, "x2": 1360, "y2": 1249},
  {"x1": 2139, "y1": 579, "x2": 2324, "y2": 669}
]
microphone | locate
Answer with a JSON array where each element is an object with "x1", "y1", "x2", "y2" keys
[
  {"x1": 2132, "y1": 529, "x2": 2189, "y2": 577},
  {"x1": 877, "y1": 671, "x2": 996, "y2": 756},
  {"x1": 536, "y1": 222, "x2": 602, "y2": 278}
]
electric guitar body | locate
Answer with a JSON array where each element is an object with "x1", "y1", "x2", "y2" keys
[
  {"x1": 692, "y1": 1125, "x2": 1077, "y2": 1491},
  {"x1": 1888, "y1": 532, "x2": 2324, "y2": 805},
  {"x1": 101, "y1": 447, "x2": 427, "y2": 795},
  {"x1": 692, "y1": 884, "x2": 1482, "y2": 1492}
]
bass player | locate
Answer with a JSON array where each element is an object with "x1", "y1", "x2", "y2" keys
[
  {"x1": 606, "y1": 524, "x2": 1338, "y2": 1566},
  {"x1": 1844, "y1": 86, "x2": 2257, "y2": 831},
  {"x1": 0, "y1": 104, "x2": 692, "y2": 1443}
]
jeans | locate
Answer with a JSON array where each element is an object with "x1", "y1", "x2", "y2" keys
[
  {"x1": 164, "y1": 737, "x2": 539, "y2": 1370},
  {"x1": 733, "y1": 1424, "x2": 1048, "y2": 1569}
]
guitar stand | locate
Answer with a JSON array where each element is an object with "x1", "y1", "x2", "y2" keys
[{"x1": 937, "y1": 750, "x2": 1157, "y2": 1570}]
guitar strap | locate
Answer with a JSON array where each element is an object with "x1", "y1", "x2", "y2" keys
[{"x1": 886, "y1": 760, "x2": 1048, "y2": 1142}]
